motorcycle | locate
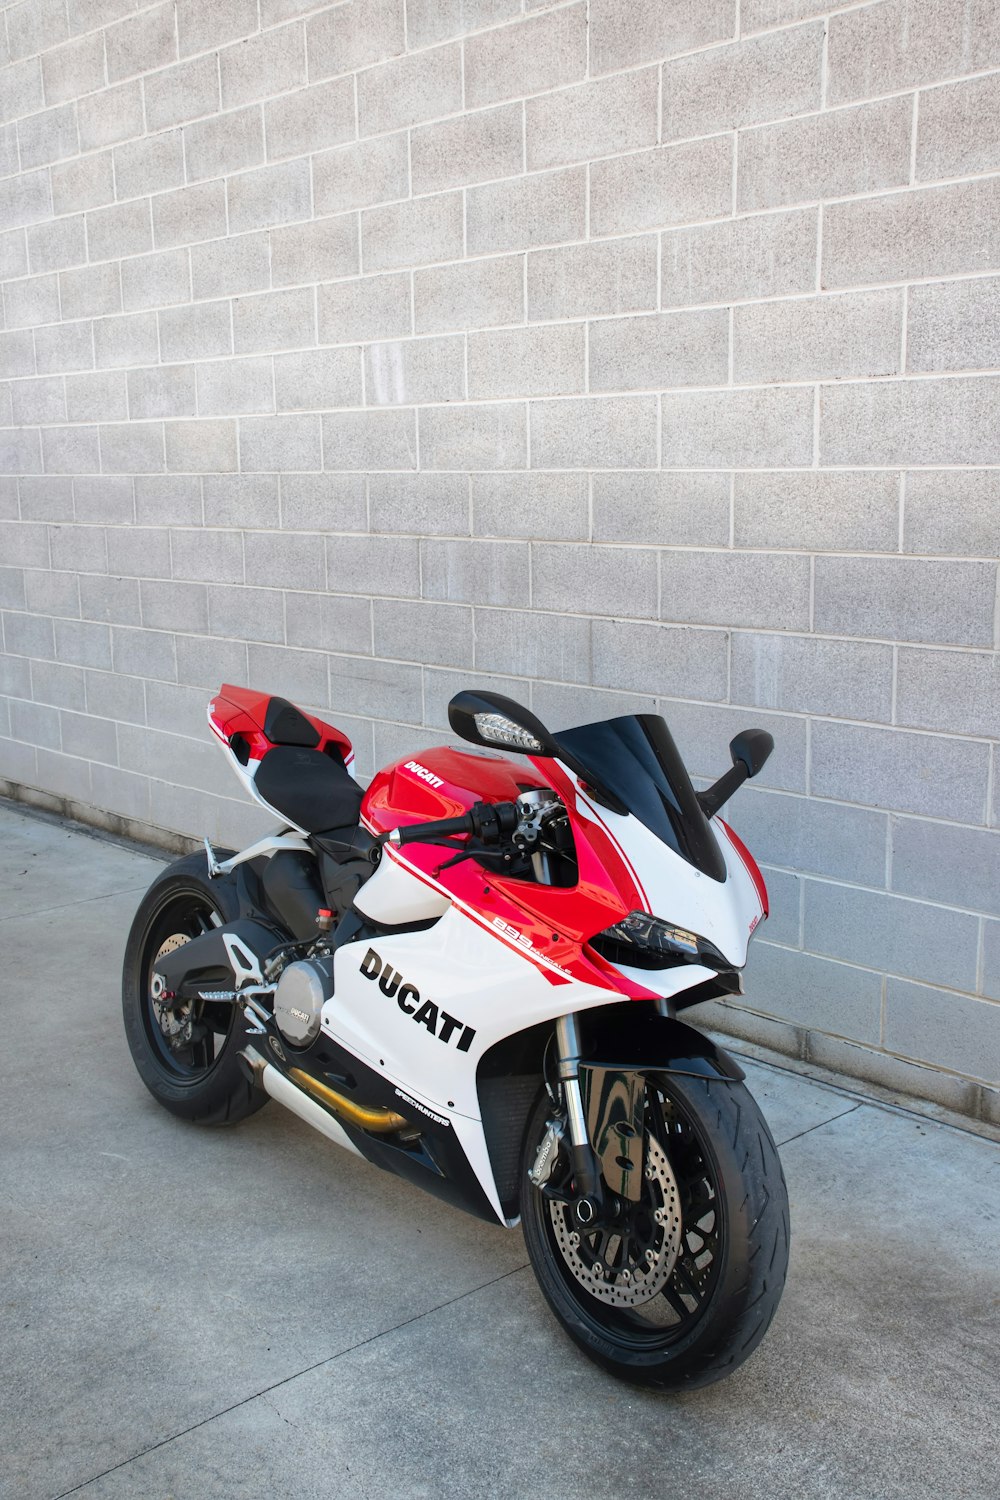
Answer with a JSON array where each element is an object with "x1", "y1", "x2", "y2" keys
[{"x1": 122, "y1": 684, "x2": 789, "y2": 1389}]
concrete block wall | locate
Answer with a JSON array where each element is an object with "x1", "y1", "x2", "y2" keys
[{"x1": 1, "y1": 0, "x2": 999, "y2": 1119}]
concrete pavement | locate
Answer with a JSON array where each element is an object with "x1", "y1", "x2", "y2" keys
[{"x1": 1, "y1": 799, "x2": 998, "y2": 1500}]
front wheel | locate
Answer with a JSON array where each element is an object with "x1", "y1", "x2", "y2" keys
[
  {"x1": 520, "y1": 1072, "x2": 789, "y2": 1390},
  {"x1": 122, "y1": 850, "x2": 268, "y2": 1126}
]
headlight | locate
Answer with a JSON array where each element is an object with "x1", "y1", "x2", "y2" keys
[{"x1": 591, "y1": 912, "x2": 728, "y2": 971}]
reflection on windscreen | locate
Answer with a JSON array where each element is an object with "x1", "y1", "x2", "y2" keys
[{"x1": 554, "y1": 715, "x2": 727, "y2": 883}]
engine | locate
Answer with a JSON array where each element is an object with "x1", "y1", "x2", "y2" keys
[{"x1": 272, "y1": 956, "x2": 334, "y2": 1047}]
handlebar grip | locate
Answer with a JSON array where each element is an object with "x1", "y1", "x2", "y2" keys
[
  {"x1": 380, "y1": 799, "x2": 521, "y2": 849},
  {"x1": 389, "y1": 812, "x2": 475, "y2": 846}
]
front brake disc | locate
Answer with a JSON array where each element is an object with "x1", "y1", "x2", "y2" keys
[{"x1": 548, "y1": 1135, "x2": 683, "y2": 1307}]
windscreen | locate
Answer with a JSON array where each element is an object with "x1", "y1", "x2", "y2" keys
[{"x1": 554, "y1": 714, "x2": 727, "y2": 883}]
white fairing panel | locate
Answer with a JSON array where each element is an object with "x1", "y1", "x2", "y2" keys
[
  {"x1": 324, "y1": 905, "x2": 585, "y2": 1119},
  {"x1": 321, "y1": 862, "x2": 729, "y2": 1222},
  {"x1": 321, "y1": 891, "x2": 598, "y2": 1223},
  {"x1": 353, "y1": 848, "x2": 451, "y2": 924},
  {"x1": 572, "y1": 783, "x2": 764, "y2": 971}
]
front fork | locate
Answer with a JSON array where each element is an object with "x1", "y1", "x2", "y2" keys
[
  {"x1": 533, "y1": 1013, "x2": 648, "y2": 1225},
  {"x1": 553, "y1": 1013, "x2": 603, "y2": 1217}
]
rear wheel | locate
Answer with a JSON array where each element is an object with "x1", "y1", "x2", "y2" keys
[
  {"x1": 520, "y1": 1072, "x2": 789, "y2": 1390},
  {"x1": 122, "y1": 851, "x2": 268, "y2": 1125}
]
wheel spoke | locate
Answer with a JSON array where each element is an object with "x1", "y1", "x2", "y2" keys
[
  {"x1": 595, "y1": 1228, "x2": 613, "y2": 1263},
  {"x1": 673, "y1": 1259, "x2": 708, "y2": 1305},
  {"x1": 685, "y1": 1188, "x2": 715, "y2": 1219},
  {"x1": 190, "y1": 1034, "x2": 210, "y2": 1071},
  {"x1": 660, "y1": 1283, "x2": 693, "y2": 1320},
  {"x1": 142, "y1": 889, "x2": 232, "y2": 1082}
]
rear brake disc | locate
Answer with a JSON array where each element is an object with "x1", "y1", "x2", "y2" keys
[{"x1": 151, "y1": 934, "x2": 194, "y2": 1046}]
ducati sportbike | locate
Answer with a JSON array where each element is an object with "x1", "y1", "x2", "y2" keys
[{"x1": 123, "y1": 685, "x2": 789, "y2": 1389}]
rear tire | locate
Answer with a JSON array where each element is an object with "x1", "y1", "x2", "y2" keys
[
  {"x1": 520, "y1": 1072, "x2": 789, "y2": 1390},
  {"x1": 122, "y1": 850, "x2": 269, "y2": 1126}
]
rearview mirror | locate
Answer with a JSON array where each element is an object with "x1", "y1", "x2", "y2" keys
[
  {"x1": 698, "y1": 728, "x2": 776, "y2": 818},
  {"x1": 447, "y1": 689, "x2": 629, "y2": 813},
  {"x1": 729, "y1": 729, "x2": 774, "y2": 779},
  {"x1": 448, "y1": 690, "x2": 557, "y2": 755}
]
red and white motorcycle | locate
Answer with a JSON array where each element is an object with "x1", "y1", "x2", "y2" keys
[{"x1": 123, "y1": 685, "x2": 789, "y2": 1389}]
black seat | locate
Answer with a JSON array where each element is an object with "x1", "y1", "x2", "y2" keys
[{"x1": 254, "y1": 746, "x2": 363, "y2": 834}]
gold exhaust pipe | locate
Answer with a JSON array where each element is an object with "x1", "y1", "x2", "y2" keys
[{"x1": 288, "y1": 1068, "x2": 408, "y2": 1133}]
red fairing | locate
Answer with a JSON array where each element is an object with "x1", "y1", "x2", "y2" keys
[
  {"x1": 362, "y1": 748, "x2": 660, "y2": 1002},
  {"x1": 539, "y1": 759, "x2": 647, "y2": 912},
  {"x1": 717, "y1": 818, "x2": 768, "y2": 918},
  {"x1": 208, "y1": 684, "x2": 354, "y2": 766}
]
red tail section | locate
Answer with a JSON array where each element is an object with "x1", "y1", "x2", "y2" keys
[{"x1": 208, "y1": 685, "x2": 354, "y2": 769}]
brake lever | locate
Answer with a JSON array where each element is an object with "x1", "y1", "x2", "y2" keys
[{"x1": 434, "y1": 848, "x2": 477, "y2": 875}]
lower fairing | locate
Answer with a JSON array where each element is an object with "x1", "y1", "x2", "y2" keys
[
  {"x1": 246, "y1": 985, "x2": 747, "y2": 1230},
  {"x1": 247, "y1": 1013, "x2": 515, "y2": 1225}
]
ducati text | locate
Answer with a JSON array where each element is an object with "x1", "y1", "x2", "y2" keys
[
  {"x1": 404, "y1": 759, "x2": 444, "y2": 789},
  {"x1": 360, "y1": 947, "x2": 476, "y2": 1052}
]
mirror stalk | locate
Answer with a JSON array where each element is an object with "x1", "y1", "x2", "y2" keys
[
  {"x1": 697, "y1": 763, "x2": 749, "y2": 820},
  {"x1": 698, "y1": 728, "x2": 775, "y2": 819}
]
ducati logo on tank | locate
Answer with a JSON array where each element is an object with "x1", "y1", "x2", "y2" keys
[
  {"x1": 360, "y1": 948, "x2": 476, "y2": 1051},
  {"x1": 404, "y1": 759, "x2": 444, "y2": 789}
]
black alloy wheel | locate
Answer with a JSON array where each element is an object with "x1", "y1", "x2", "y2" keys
[
  {"x1": 140, "y1": 885, "x2": 234, "y2": 1080},
  {"x1": 122, "y1": 850, "x2": 268, "y2": 1125},
  {"x1": 520, "y1": 1070, "x2": 789, "y2": 1390}
]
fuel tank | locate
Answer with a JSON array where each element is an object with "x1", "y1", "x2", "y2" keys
[{"x1": 362, "y1": 745, "x2": 551, "y2": 836}]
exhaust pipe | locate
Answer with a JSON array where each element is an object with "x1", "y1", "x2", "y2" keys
[
  {"x1": 239, "y1": 1048, "x2": 362, "y2": 1157},
  {"x1": 287, "y1": 1068, "x2": 407, "y2": 1133},
  {"x1": 240, "y1": 1049, "x2": 408, "y2": 1134}
]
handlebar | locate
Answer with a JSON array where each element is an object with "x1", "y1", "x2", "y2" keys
[
  {"x1": 385, "y1": 811, "x2": 475, "y2": 845},
  {"x1": 377, "y1": 799, "x2": 520, "y2": 850}
]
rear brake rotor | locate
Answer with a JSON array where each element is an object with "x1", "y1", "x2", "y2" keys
[
  {"x1": 549, "y1": 1135, "x2": 683, "y2": 1307},
  {"x1": 154, "y1": 933, "x2": 190, "y2": 962},
  {"x1": 151, "y1": 933, "x2": 194, "y2": 1046}
]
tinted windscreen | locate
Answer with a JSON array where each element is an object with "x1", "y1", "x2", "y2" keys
[{"x1": 555, "y1": 714, "x2": 727, "y2": 883}]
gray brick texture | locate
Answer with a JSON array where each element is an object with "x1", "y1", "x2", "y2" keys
[{"x1": 1, "y1": 0, "x2": 999, "y2": 1114}]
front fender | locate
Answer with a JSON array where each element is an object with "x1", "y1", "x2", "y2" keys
[{"x1": 577, "y1": 1006, "x2": 745, "y2": 1082}]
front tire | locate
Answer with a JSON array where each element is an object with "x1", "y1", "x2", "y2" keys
[
  {"x1": 122, "y1": 850, "x2": 268, "y2": 1126},
  {"x1": 520, "y1": 1072, "x2": 789, "y2": 1390}
]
